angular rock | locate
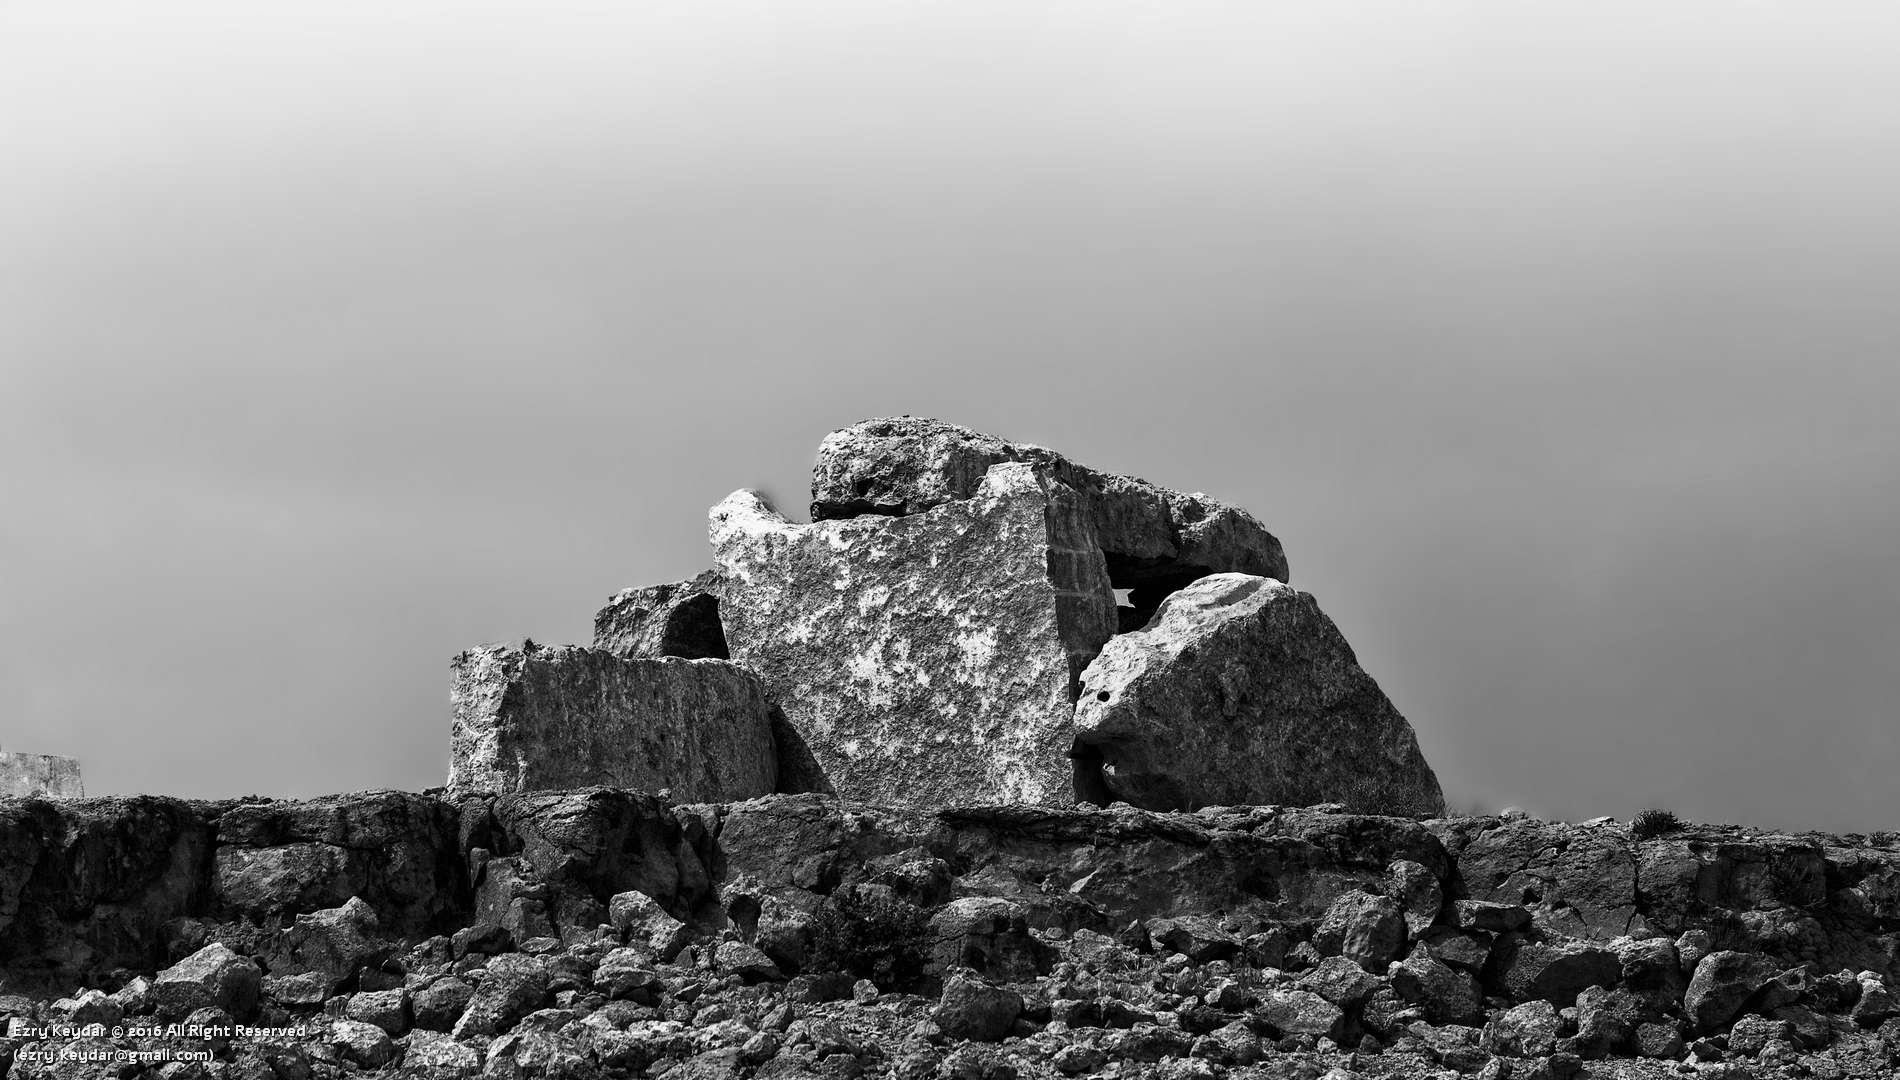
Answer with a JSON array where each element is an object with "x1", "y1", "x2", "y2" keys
[
  {"x1": 1314, "y1": 891, "x2": 1408, "y2": 972},
  {"x1": 1388, "y1": 859, "x2": 1445, "y2": 937},
  {"x1": 1296, "y1": 955, "x2": 1384, "y2": 1009},
  {"x1": 1486, "y1": 999, "x2": 1561, "y2": 1058},
  {"x1": 0, "y1": 751, "x2": 83, "y2": 798},
  {"x1": 344, "y1": 987, "x2": 410, "y2": 1036},
  {"x1": 609, "y1": 890, "x2": 692, "y2": 960},
  {"x1": 410, "y1": 976, "x2": 474, "y2": 1033},
  {"x1": 928, "y1": 897, "x2": 1050, "y2": 982},
  {"x1": 447, "y1": 643, "x2": 776, "y2": 799},
  {"x1": 807, "y1": 417, "x2": 1290, "y2": 605},
  {"x1": 151, "y1": 943, "x2": 262, "y2": 1021},
  {"x1": 403, "y1": 1029, "x2": 482, "y2": 1070},
  {"x1": 264, "y1": 896, "x2": 392, "y2": 996},
  {"x1": 451, "y1": 953, "x2": 549, "y2": 1039},
  {"x1": 933, "y1": 971, "x2": 1023, "y2": 1042},
  {"x1": 1453, "y1": 900, "x2": 1532, "y2": 934},
  {"x1": 592, "y1": 948, "x2": 664, "y2": 1003},
  {"x1": 1074, "y1": 574, "x2": 1444, "y2": 814},
  {"x1": 1145, "y1": 915, "x2": 1244, "y2": 963},
  {"x1": 1417, "y1": 927, "x2": 1495, "y2": 971},
  {"x1": 1497, "y1": 938, "x2": 1621, "y2": 1008},
  {"x1": 329, "y1": 1018, "x2": 397, "y2": 1068},
  {"x1": 1683, "y1": 950, "x2": 1781, "y2": 1033},
  {"x1": 1391, "y1": 950, "x2": 1483, "y2": 1026},
  {"x1": 593, "y1": 571, "x2": 729, "y2": 660},
  {"x1": 712, "y1": 463, "x2": 1117, "y2": 807},
  {"x1": 714, "y1": 941, "x2": 782, "y2": 982},
  {"x1": 1257, "y1": 988, "x2": 1346, "y2": 1039}
]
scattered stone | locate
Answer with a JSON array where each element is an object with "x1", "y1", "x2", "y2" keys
[
  {"x1": 151, "y1": 943, "x2": 262, "y2": 1021},
  {"x1": 609, "y1": 890, "x2": 692, "y2": 959},
  {"x1": 1258, "y1": 988, "x2": 1346, "y2": 1039},
  {"x1": 1391, "y1": 950, "x2": 1484, "y2": 1026},
  {"x1": 329, "y1": 1018, "x2": 397, "y2": 1068},
  {"x1": 1388, "y1": 859, "x2": 1445, "y2": 937},
  {"x1": 1485, "y1": 999, "x2": 1561, "y2": 1057},
  {"x1": 410, "y1": 975, "x2": 475, "y2": 1032},
  {"x1": 1452, "y1": 900, "x2": 1532, "y2": 934},
  {"x1": 343, "y1": 987, "x2": 410, "y2": 1035},
  {"x1": 1314, "y1": 891, "x2": 1408, "y2": 972},
  {"x1": 403, "y1": 1028, "x2": 482, "y2": 1070},
  {"x1": 933, "y1": 971, "x2": 1023, "y2": 1042},
  {"x1": 1145, "y1": 915, "x2": 1244, "y2": 963},
  {"x1": 1496, "y1": 938, "x2": 1620, "y2": 1007},
  {"x1": 448, "y1": 644, "x2": 777, "y2": 799},
  {"x1": 451, "y1": 953, "x2": 550, "y2": 1039},
  {"x1": 1684, "y1": 951, "x2": 1782, "y2": 1033}
]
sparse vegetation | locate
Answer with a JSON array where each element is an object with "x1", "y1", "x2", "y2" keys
[
  {"x1": 1631, "y1": 807, "x2": 1684, "y2": 839},
  {"x1": 805, "y1": 884, "x2": 931, "y2": 988}
]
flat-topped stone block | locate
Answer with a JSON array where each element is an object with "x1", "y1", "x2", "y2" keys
[
  {"x1": 0, "y1": 750, "x2": 84, "y2": 799},
  {"x1": 447, "y1": 644, "x2": 777, "y2": 799}
]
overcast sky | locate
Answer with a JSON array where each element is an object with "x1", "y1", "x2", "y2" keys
[{"x1": 4, "y1": 2, "x2": 1897, "y2": 832}]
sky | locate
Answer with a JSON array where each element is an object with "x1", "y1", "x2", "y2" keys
[{"x1": 3, "y1": 1, "x2": 1897, "y2": 833}]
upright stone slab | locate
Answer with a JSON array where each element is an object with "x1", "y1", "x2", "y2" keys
[
  {"x1": 594, "y1": 570, "x2": 727, "y2": 660},
  {"x1": 712, "y1": 462, "x2": 1117, "y2": 807},
  {"x1": 1073, "y1": 573, "x2": 1445, "y2": 816},
  {"x1": 0, "y1": 751, "x2": 84, "y2": 799},
  {"x1": 809, "y1": 417, "x2": 1290, "y2": 624},
  {"x1": 447, "y1": 644, "x2": 776, "y2": 800}
]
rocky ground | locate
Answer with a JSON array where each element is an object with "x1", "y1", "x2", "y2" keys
[{"x1": 4, "y1": 792, "x2": 1900, "y2": 1079}]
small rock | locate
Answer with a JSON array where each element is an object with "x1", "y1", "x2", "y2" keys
[
  {"x1": 152, "y1": 943, "x2": 263, "y2": 1021},
  {"x1": 1683, "y1": 951, "x2": 1781, "y2": 1033},
  {"x1": 343, "y1": 987, "x2": 410, "y2": 1035},
  {"x1": 1485, "y1": 999, "x2": 1560, "y2": 1058},
  {"x1": 714, "y1": 941, "x2": 783, "y2": 982},
  {"x1": 329, "y1": 1018, "x2": 397, "y2": 1068},
  {"x1": 1257, "y1": 988, "x2": 1345, "y2": 1039},
  {"x1": 933, "y1": 971, "x2": 1024, "y2": 1042},
  {"x1": 609, "y1": 890, "x2": 693, "y2": 960}
]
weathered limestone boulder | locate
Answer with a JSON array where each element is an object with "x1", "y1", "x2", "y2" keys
[
  {"x1": 447, "y1": 644, "x2": 776, "y2": 800},
  {"x1": 593, "y1": 571, "x2": 728, "y2": 660},
  {"x1": 712, "y1": 462, "x2": 1117, "y2": 807},
  {"x1": 1072, "y1": 573, "x2": 1445, "y2": 815},
  {"x1": 0, "y1": 750, "x2": 83, "y2": 798},
  {"x1": 808, "y1": 417, "x2": 1289, "y2": 624}
]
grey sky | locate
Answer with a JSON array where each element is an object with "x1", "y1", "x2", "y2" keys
[{"x1": 4, "y1": 2, "x2": 1896, "y2": 831}]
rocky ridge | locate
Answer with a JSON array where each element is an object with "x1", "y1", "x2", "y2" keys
[{"x1": 4, "y1": 791, "x2": 1900, "y2": 1078}]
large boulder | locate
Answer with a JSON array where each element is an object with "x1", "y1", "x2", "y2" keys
[
  {"x1": 712, "y1": 462, "x2": 1117, "y2": 807},
  {"x1": 1072, "y1": 573, "x2": 1445, "y2": 814},
  {"x1": 593, "y1": 571, "x2": 728, "y2": 660},
  {"x1": 447, "y1": 644, "x2": 776, "y2": 800},
  {"x1": 808, "y1": 417, "x2": 1289, "y2": 619}
]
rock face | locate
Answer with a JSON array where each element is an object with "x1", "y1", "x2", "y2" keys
[
  {"x1": 1073, "y1": 573, "x2": 1445, "y2": 815},
  {"x1": 593, "y1": 570, "x2": 728, "y2": 660},
  {"x1": 808, "y1": 417, "x2": 1289, "y2": 625},
  {"x1": 712, "y1": 462, "x2": 1117, "y2": 807},
  {"x1": 0, "y1": 750, "x2": 83, "y2": 798},
  {"x1": 447, "y1": 644, "x2": 776, "y2": 800}
]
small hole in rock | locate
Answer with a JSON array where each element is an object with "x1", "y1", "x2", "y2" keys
[{"x1": 1095, "y1": 691, "x2": 1110, "y2": 703}]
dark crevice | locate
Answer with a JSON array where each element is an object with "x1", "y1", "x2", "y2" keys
[
  {"x1": 1072, "y1": 742, "x2": 1113, "y2": 807},
  {"x1": 661, "y1": 595, "x2": 730, "y2": 661}
]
